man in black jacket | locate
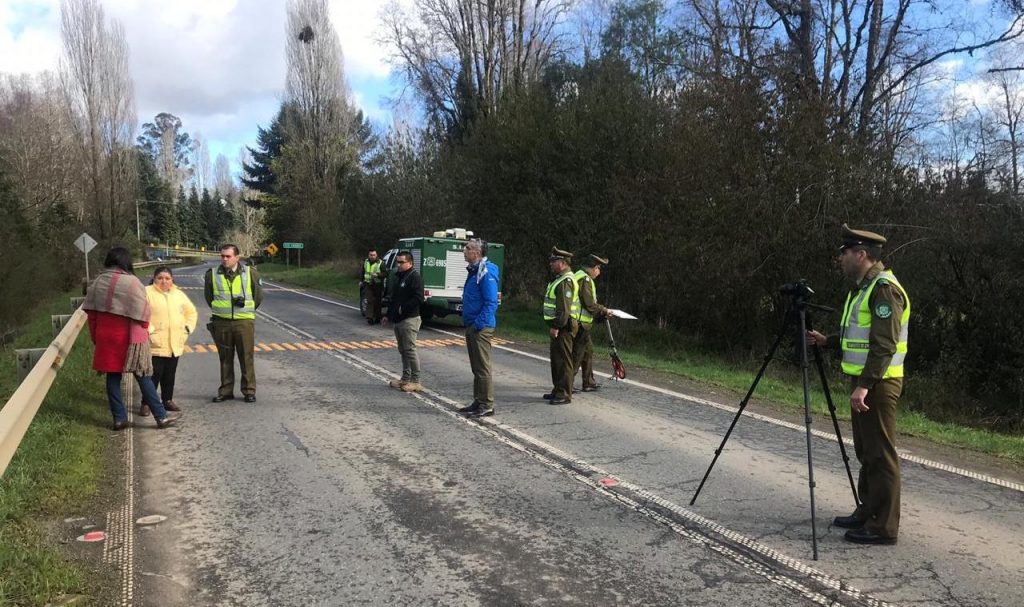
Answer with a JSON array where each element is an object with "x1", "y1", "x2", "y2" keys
[{"x1": 382, "y1": 250, "x2": 424, "y2": 392}]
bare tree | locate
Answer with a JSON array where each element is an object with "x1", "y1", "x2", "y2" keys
[
  {"x1": 382, "y1": 0, "x2": 574, "y2": 137},
  {"x1": 59, "y1": 0, "x2": 137, "y2": 239},
  {"x1": 986, "y1": 47, "x2": 1024, "y2": 194},
  {"x1": 191, "y1": 133, "x2": 212, "y2": 192},
  {"x1": 137, "y1": 112, "x2": 194, "y2": 192},
  {"x1": 214, "y1": 153, "x2": 235, "y2": 197},
  {"x1": 286, "y1": 0, "x2": 355, "y2": 180},
  {"x1": 752, "y1": 0, "x2": 1024, "y2": 140},
  {"x1": 0, "y1": 73, "x2": 81, "y2": 225}
]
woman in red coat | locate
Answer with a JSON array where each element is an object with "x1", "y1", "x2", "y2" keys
[{"x1": 83, "y1": 247, "x2": 182, "y2": 430}]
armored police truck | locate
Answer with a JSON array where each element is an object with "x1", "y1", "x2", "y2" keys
[{"x1": 376, "y1": 229, "x2": 505, "y2": 320}]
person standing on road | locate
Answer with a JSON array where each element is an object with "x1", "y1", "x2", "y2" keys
[
  {"x1": 383, "y1": 250, "x2": 424, "y2": 393},
  {"x1": 542, "y1": 247, "x2": 580, "y2": 405},
  {"x1": 807, "y1": 224, "x2": 910, "y2": 546},
  {"x1": 361, "y1": 249, "x2": 384, "y2": 325},
  {"x1": 205, "y1": 244, "x2": 263, "y2": 403},
  {"x1": 142, "y1": 266, "x2": 198, "y2": 416},
  {"x1": 571, "y1": 254, "x2": 610, "y2": 393},
  {"x1": 84, "y1": 247, "x2": 181, "y2": 430},
  {"x1": 458, "y1": 239, "x2": 500, "y2": 418}
]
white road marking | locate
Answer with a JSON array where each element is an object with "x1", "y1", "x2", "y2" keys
[
  {"x1": 259, "y1": 309, "x2": 890, "y2": 607},
  {"x1": 261, "y1": 281, "x2": 1023, "y2": 494}
]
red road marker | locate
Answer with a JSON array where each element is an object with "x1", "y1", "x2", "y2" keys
[
  {"x1": 599, "y1": 477, "x2": 619, "y2": 487},
  {"x1": 76, "y1": 531, "x2": 106, "y2": 542}
]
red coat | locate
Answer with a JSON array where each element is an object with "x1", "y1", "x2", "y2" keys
[{"x1": 87, "y1": 311, "x2": 148, "y2": 373}]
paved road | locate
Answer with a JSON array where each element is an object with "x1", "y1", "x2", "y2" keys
[{"x1": 130, "y1": 263, "x2": 1023, "y2": 606}]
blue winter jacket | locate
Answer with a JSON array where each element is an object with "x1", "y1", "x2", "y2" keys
[{"x1": 462, "y1": 259, "x2": 499, "y2": 330}]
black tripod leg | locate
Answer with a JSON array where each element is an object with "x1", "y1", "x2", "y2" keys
[
  {"x1": 797, "y1": 309, "x2": 820, "y2": 560},
  {"x1": 690, "y1": 316, "x2": 791, "y2": 506},
  {"x1": 810, "y1": 335, "x2": 861, "y2": 508}
]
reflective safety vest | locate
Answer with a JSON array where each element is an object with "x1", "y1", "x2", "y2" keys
[
  {"x1": 543, "y1": 271, "x2": 580, "y2": 322},
  {"x1": 573, "y1": 270, "x2": 597, "y2": 325},
  {"x1": 211, "y1": 266, "x2": 256, "y2": 320},
  {"x1": 840, "y1": 270, "x2": 910, "y2": 378},
  {"x1": 364, "y1": 259, "x2": 383, "y2": 283}
]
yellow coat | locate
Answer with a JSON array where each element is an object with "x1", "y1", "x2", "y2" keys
[{"x1": 146, "y1": 285, "x2": 198, "y2": 357}]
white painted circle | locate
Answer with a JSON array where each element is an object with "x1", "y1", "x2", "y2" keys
[{"x1": 136, "y1": 514, "x2": 168, "y2": 526}]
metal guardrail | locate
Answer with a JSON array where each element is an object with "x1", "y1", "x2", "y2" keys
[
  {"x1": 0, "y1": 307, "x2": 88, "y2": 476},
  {"x1": 135, "y1": 258, "x2": 183, "y2": 270}
]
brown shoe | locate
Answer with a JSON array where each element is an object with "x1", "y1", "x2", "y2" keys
[
  {"x1": 163, "y1": 400, "x2": 181, "y2": 412},
  {"x1": 156, "y1": 410, "x2": 182, "y2": 429},
  {"x1": 400, "y1": 382, "x2": 422, "y2": 393},
  {"x1": 138, "y1": 403, "x2": 151, "y2": 417},
  {"x1": 389, "y1": 379, "x2": 407, "y2": 389}
]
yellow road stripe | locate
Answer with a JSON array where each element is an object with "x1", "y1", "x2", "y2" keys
[
  {"x1": 208, "y1": 344, "x2": 218, "y2": 352},
  {"x1": 183, "y1": 345, "x2": 192, "y2": 353},
  {"x1": 194, "y1": 344, "x2": 207, "y2": 353},
  {"x1": 371, "y1": 341, "x2": 392, "y2": 348},
  {"x1": 331, "y1": 341, "x2": 350, "y2": 349},
  {"x1": 269, "y1": 343, "x2": 286, "y2": 351},
  {"x1": 282, "y1": 343, "x2": 299, "y2": 351},
  {"x1": 304, "y1": 342, "x2": 322, "y2": 350},
  {"x1": 318, "y1": 342, "x2": 335, "y2": 349},
  {"x1": 294, "y1": 343, "x2": 310, "y2": 350}
]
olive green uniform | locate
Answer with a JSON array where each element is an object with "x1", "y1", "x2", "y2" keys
[
  {"x1": 572, "y1": 270, "x2": 608, "y2": 390},
  {"x1": 826, "y1": 261, "x2": 905, "y2": 538},
  {"x1": 204, "y1": 265, "x2": 264, "y2": 398},
  {"x1": 547, "y1": 269, "x2": 579, "y2": 401}
]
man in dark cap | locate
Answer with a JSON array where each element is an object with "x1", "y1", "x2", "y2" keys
[
  {"x1": 807, "y1": 224, "x2": 910, "y2": 545},
  {"x1": 542, "y1": 247, "x2": 580, "y2": 405},
  {"x1": 572, "y1": 254, "x2": 611, "y2": 392}
]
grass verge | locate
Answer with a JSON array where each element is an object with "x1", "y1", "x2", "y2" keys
[
  {"x1": 0, "y1": 293, "x2": 110, "y2": 606},
  {"x1": 259, "y1": 263, "x2": 1024, "y2": 465}
]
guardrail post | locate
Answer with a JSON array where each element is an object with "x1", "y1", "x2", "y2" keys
[
  {"x1": 16, "y1": 348, "x2": 46, "y2": 383},
  {"x1": 51, "y1": 315, "x2": 72, "y2": 338},
  {"x1": 70, "y1": 296, "x2": 85, "y2": 311}
]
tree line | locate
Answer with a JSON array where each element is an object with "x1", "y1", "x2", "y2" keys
[
  {"x1": 248, "y1": 0, "x2": 1024, "y2": 431},
  {"x1": 0, "y1": 0, "x2": 262, "y2": 337}
]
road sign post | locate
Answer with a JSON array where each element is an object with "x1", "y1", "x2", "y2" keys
[
  {"x1": 74, "y1": 233, "x2": 98, "y2": 282},
  {"x1": 283, "y1": 242, "x2": 304, "y2": 268}
]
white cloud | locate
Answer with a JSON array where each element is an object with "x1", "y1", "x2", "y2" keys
[{"x1": 0, "y1": 0, "x2": 399, "y2": 173}]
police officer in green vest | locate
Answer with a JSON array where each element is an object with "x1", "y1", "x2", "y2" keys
[
  {"x1": 205, "y1": 244, "x2": 263, "y2": 403},
  {"x1": 362, "y1": 249, "x2": 384, "y2": 324},
  {"x1": 572, "y1": 254, "x2": 610, "y2": 392},
  {"x1": 542, "y1": 247, "x2": 580, "y2": 405},
  {"x1": 807, "y1": 224, "x2": 910, "y2": 545}
]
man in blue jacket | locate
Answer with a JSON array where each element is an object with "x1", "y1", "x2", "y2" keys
[{"x1": 458, "y1": 239, "x2": 500, "y2": 417}]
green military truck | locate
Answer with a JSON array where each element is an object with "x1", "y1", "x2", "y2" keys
[{"x1": 376, "y1": 229, "x2": 505, "y2": 320}]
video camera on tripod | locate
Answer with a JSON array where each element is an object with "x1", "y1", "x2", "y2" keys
[{"x1": 689, "y1": 278, "x2": 859, "y2": 560}]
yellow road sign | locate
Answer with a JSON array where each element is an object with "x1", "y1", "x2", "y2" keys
[{"x1": 266, "y1": 243, "x2": 279, "y2": 256}]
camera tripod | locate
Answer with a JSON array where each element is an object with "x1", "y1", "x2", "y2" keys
[{"x1": 689, "y1": 295, "x2": 859, "y2": 560}]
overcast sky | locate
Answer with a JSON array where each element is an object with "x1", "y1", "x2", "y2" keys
[{"x1": 0, "y1": 0, "x2": 402, "y2": 177}]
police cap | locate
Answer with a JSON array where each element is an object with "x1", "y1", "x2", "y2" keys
[
  {"x1": 549, "y1": 247, "x2": 573, "y2": 262},
  {"x1": 583, "y1": 254, "x2": 609, "y2": 268},
  {"x1": 840, "y1": 223, "x2": 886, "y2": 251}
]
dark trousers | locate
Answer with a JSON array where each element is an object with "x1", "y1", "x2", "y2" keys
[
  {"x1": 571, "y1": 322, "x2": 597, "y2": 388},
  {"x1": 465, "y1": 326, "x2": 494, "y2": 407},
  {"x1": 152, "y1": 355, "x2": 179, "y2": 402},
  {"x1": 851, "y1": 377, "x2": 903, "y2": 538},
  {"x1": 549, "y1": 322, "x2": 578, "y2": 400},
  {"x1": 366, "y1": 282, "x2": 382, "y2": 322},
  {"x1": 212, "y1": 318, "x2": 256, "y2": 397}
]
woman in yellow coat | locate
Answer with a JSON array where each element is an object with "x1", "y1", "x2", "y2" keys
[{"x1": 142, "y1": 266, "x2": 198, "y2": 416}]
